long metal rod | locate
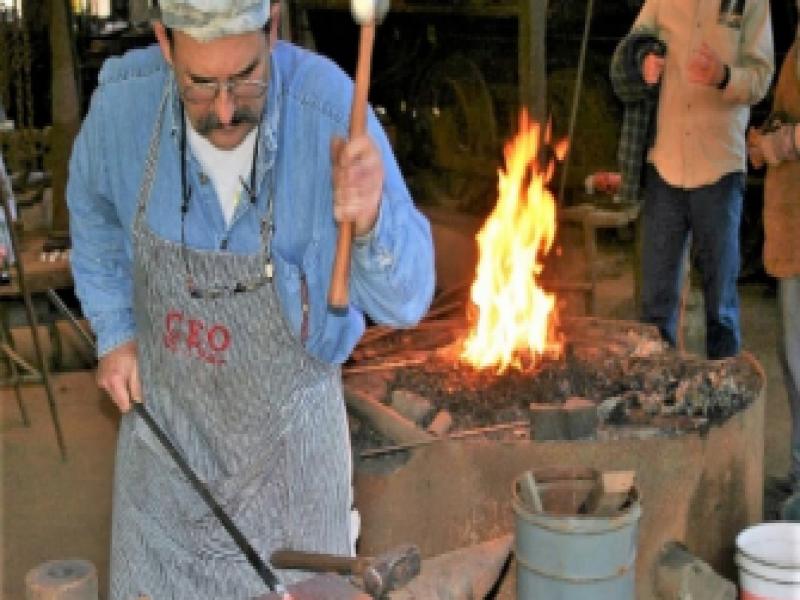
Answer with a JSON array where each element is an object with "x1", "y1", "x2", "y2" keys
[
  {"x1": 45, "y1": 288, "x2": 96, "y2": 364},
  {"x1": 0, "y1": 168, "x2": 67, "y2": 459},
  {"x1": 343, "y1": 356, "x2": 428, "y2": 375},
  {"x1": 557, "y1": 0, "x2": 595, "y2": 208},
  {"x1": 360, "y1": 420, "x2": 529, "y2": 458},
  {"x1": 0, "y1": 319, "x2": 29, "y2": 425},
  {"x1": 132, "y1": 403, "x2": 286, "y2": 594},
  {"x1": 0, "y1": 341, "x2": 40, "y2": 374}
]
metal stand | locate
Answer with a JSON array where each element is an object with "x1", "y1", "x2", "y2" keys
[
  {"x1": 46, "y1": 288, "x2": 96, "y2": 365},
  {"x1": 0, "y1": 315, "x2": 29, "y2": 425},
  {"x1": 0, "y1": 168, "x2": 67, "y2": 460}
]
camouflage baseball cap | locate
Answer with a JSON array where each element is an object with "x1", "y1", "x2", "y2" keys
[{"x1": 156, "y1": 0, "x2": 270, "y2": 41}]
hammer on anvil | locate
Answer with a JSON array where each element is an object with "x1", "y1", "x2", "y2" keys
[
  {"x1": 270, "y1": 543, "x2": 421, "y2": 598},
  {"x1": 327, "y1": 0, "x2": 391, "y2": 311}
]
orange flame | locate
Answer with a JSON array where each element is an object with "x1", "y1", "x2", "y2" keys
[{"x1": 461, "y1": 110, "x2": 564, "y2": 372}]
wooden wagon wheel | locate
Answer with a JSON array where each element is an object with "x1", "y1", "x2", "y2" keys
[{"x1": 411, "y1": 54, "x2": 499, "y2": 212}]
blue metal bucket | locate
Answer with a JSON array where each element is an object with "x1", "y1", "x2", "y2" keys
[
  {"x1": 782, "y1": 491, "x2": 800, "y2": 522},
  {"x1": 513, "y1": 467, "x2": 641, "y2": 599}
]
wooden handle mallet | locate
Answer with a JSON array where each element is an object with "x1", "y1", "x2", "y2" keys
[{"x1": 328, "y1": 0, "x2": 390, "y2": 312}]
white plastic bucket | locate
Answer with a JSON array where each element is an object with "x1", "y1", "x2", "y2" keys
[{"x1": 735, "y1": 522, "x2": 800, "y2": 600}]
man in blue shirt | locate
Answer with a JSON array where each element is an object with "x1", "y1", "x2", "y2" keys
[{"x1": 67, "y1": 0, "x2": 435, "y2": 597}]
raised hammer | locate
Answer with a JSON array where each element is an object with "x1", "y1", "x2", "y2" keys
[{"x1": 327, "y1": 0, "x2": 391, "y2": 312}]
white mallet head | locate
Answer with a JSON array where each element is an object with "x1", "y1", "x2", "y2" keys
[{"x1": 351, "y1": 0, "x2": 389, "y2": 24}]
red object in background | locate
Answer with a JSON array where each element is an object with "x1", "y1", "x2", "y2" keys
[{"x1": 585, "y1": 171, "x2": 622, "y2": 195}]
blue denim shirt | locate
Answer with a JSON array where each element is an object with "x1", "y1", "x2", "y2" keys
[{"x1": 67, "y1": 41, "x2": 435, "y2": 363}]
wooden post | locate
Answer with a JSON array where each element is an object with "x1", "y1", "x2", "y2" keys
[
  {"x1": 48, "y1": 0, "x2": 81, "y2": 234},
  {"x1": 518, "y1": 0, "x2": 548, "y2": 125}
]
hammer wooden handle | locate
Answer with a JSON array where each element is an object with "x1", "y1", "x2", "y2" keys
[
  {"x1": 328, "y1": 23, "x2": 376, "y2": 311},
  {"x1": 270, "y1": 549, "x2": 370, "y2": 576}
]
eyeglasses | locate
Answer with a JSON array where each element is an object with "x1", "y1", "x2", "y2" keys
[
  {"x1": 182, "y1": 78, "x2": 268, "y2": 104},
  {"x1": 179, "y1": 107, "x2": 275, "y2": 299},
  {"x1": 185, "y1": 262, "x2": 274, "y2": 299},
  {"x1": 181, "y1": 180, "x2": 275, "y2": 300}
]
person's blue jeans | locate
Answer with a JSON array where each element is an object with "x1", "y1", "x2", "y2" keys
[
  {"x1": 778, "y1": 276, "x2": 800, "y2": 486},
  {"x1": 640, "y1": 166, "x2": 743, "y2": 359}
]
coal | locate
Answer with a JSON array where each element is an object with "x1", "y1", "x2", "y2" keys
[{"x1": 345, "y1": 317, "x2": 762, "y2": 452}]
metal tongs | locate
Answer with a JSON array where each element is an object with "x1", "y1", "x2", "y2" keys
[{"x1": 132, "y1": 402, "x2": 289, "y2": 596}]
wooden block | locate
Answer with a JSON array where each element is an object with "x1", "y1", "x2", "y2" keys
[
  {"x1": 529, "y1": 402, "x2": 567, "y2": 440},
  {"x1": 602, "y1": 470, "x2": 635, "y2": 494},
  {"x1": 390, "y1": 389, "x2": 434, "y2": 425},
  {"x1": 25, "y1": 559, "x2": 98, "y2": 600},
  {"x1": 518, "y1": 470, "x2": 544, "y2": 512},
  {"x1": 580, "y1": 470, "x2": 636, "y2": 516},
  {"x1": 564, "y1": 396, "x2": 599, "y2": 439},
  {"x1": 426, "y1": 409, "x2": 453, "y2": 436},
  {"x1": 530, "y1": 397, "x2": 598, "y2": 441}
]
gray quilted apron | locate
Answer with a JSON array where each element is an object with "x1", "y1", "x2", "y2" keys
[{"x1": 109, "y1": 84, "x2": 352, "y2": 600}]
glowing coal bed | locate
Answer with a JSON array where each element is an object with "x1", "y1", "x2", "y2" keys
[{"x1": 346, "y1": 317, "x2": 761, "y2": 453}]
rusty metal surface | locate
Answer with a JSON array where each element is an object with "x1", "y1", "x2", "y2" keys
[
  {"x1": 387, "y1": 535, "x2": 513, "y2": 600},
  {"x1": 255, "y1": 573, "x2": 369, "y2": 600}
]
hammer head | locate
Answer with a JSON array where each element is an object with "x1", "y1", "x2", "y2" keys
[
  {"x1": 350, "y1": 0, "x2": 390, "y2": 25},
  {"x1": 362, "y1": 543, "x2": 421, "y2": 598}
]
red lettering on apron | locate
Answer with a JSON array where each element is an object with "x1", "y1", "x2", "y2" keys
[
  {"x1": 163, "y1": 310, "x2": 183, "y2": 350},
  {"x1": 208, "y1": 325, "x2": 231, "y2": 353},
  {"x1": 186, "y1": 319, "x2": 205, "y2": 356},
  {"x1": 162, "y1": 310, "x2": 231, "y2": 365}
]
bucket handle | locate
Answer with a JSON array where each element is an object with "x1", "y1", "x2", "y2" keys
[
  {"x1": 515, "y1": 547, "x2": 636, "y2": 584},
  {"x1": 737, "y1": 562, "x2": 800, "y2": 587}
]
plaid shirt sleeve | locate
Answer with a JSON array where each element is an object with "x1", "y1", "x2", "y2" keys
[{"x1": 610, "y1": 29, "x2": 663, "y2": 205}]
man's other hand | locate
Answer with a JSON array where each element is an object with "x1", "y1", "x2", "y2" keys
[
  {"x1": 642, "y1": 53, "x2": 665, "y2": 86},
  {"x1": 687, "y1": 42, "x2": 725, "y2": 87},
  {"x1": 748, "y1": 123, "x2": 800, "y2": 168},
  {"x1": 97, "y1": 340, "x2": 142, "y2": 413},
  {"x1": 330, "y1": 133, "x2": 384, "y2": 237},
  {"x1": 747, "y1": 127, "x2": 766, "y2": 168}
]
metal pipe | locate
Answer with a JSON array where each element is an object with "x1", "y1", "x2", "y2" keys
[
  {"x1": 0, "y1": 166, "x2": 67, "y2": 459},
  {"x1": 359, "y1": 420, "x2": 529, "y2": 458},
  {"x1": 45, "y1": 288, "x2": 97, "y2": 364},
  {"x1": 557, "y1": 0, "x2": 595, "y2": 208},
  {"x1": 0, "y1": 325, "x2": 29, "y2": 425}
]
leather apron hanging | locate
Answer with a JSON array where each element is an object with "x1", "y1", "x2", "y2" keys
[
  {"x1": 109, "y1": 82, "x2": 352, "y2": 600},
  {"x1": 763, "y1": 40, "x2": 800, "y2": 279}
]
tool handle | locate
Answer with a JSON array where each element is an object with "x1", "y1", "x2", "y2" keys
[
  {"x1": 132, "y1": 403, "x2": 284, "y2": 593},
  {"x1": 270, "y1": 549, "x2": 368, "y2": 576},
  {"x1": 328, "y1": 23, "x2": 376, "y2": 311}
]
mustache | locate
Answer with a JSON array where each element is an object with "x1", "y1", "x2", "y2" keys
[{"x1": 196, "y1": 108, "x2": 260, "y2": 135}]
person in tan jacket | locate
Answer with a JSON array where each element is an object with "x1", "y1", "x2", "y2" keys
[{"x1": 748, "y1": 36, "x2": 800, "y2": 493}]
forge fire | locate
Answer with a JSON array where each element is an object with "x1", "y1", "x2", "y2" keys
[
  {"x1": 346, "y1": 112, "x2": 760, "y2": 451},
  {"x1": 461, "y1": 110, "x2": 567, "y2": 373}
]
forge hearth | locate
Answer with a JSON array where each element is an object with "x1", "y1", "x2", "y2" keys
[
  {"x1": 347, "y1": 317, "x2": 760, "y2": 445},
  {"x1": 345, "y1": 316, "x2": 765, "y2": 600}
]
